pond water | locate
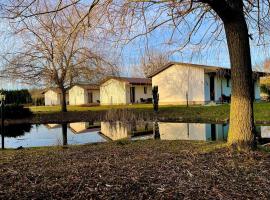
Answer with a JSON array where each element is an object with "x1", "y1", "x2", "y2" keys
[{"x1": 1, "y1": 121, "x2": 270, "y2": 149}]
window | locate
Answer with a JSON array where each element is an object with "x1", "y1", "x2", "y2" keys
[
  {"x1": 144, "y1": 86, "x2": 147, "y2": 94},
  {"x1": 226, "y1": 78, "x2": 230, "y2": 87}
]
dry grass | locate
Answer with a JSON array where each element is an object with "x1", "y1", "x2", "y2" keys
[{"x1": 0, "y1": 140, "x2": 269, "y2": 199}]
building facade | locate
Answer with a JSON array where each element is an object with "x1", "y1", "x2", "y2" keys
[
  {"x1": 149, "y1": 62, "x2": 262, "y2": 105},
  {"x1": 69, "y1": 84, "x2": 100, "y2": 105},
  {"x1": 100, "y1": 77, "x2": 152, "y2": 105}
]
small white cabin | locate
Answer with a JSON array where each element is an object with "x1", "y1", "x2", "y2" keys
[
  {"x1": 43, "y1": 88, "x2": 69, "y2": 106},
  {"x1": 69, "y1": 84, "x2": 100, "y2": 105},
  {"x1": 100, "y1": 77, "x2": 152, "y2": 105},
  {"x1": 149, "y1": 62, "x2": 263, "y2": 105}
]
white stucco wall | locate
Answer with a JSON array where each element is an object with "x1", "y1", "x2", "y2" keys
[
  {"x1": 126, "y1": 85, "x2": 152, "y2": 103},
  {"x1": 215, "y1": 77, "x2": 232, "y2": 101},
  {"x1": 69, "y1": 85, "x2": 100, "y2": 105},
  {"x1": 100, "y1": 79, "x2": 127, "y2": 105},
  {"x1": 44, "y1": 90, "x2": 61, "y2": 106},
  {"x1": 254, "y1": 80, "x2": 261, "y2": 100},
  {"x1": 69, "y1": 86, "x2": 85, "y2": 105},
  {"x1": 208, "y1": 77, "x2": 260, "y2": 101},
  {"x1": 152, "y1": 64, "x2": 205, "y2": 105},
  {"x1": 204, "y1": 74, "x2": 211, "y2": 102}
]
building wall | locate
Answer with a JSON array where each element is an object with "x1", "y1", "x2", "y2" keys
[
  {"x1": 69, "y1": 86, "x2": 85, "y2": 105},
  {"x1": 100, "y1": 79, "x2": 127, "y2": 105},
  {"x1": 126, "y1": 85, "x2": 152, "y2": 103},
  {"x1": 152, "y1": 64, "x2": 205, "y2": 105},
  {"x1": 92, "y1": 90, "x2": 100, "y2": 103},
  {"x1": 208, "y1": 77, "x2": 260, "y2": 102},
  {"x1": 254, "y1": 80, "x2": 261, "y2": 100},
  {"x1": 214, "y1": 77, "x2": 232, "y2": 101},
  {"x1": 204, "y1": 74, "x2": 211, "y2": 102},
  {"x1": 69, "y1": 85, "x2": 100, "y2": 105},
  {"x1": 44, "y1": 90, "x2": 61, "y2": 106}
]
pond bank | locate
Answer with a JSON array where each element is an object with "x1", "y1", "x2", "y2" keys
[
  {"x1": 0, "y1": 140, "x2": 269, "y2": 199},
  {"x1": 5, "y1": 108, "x2": 270, "y2": 125}
]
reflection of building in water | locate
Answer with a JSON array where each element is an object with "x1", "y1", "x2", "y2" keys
[
  {"x1": 260, "y1": 126, "x2": 270, "y2": 138},
  {"x1": 46, "y1": 124, "x2": 61, "y2": 129},
  {"x1": 159, "y1": 123, "x2": 228, "y2": 141},
  {"x1": 100, "y1": 122, "x2": 153, "y2": 141},
  {"x1": 100, "y1": 122, "x2": 129, "y2": 140},
  {"x1": 69, "y1": 122, "x2": 99, "y2": 134}
]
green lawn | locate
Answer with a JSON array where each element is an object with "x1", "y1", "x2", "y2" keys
[{"x1": 28, "y1": 102, "x2": 270, "y2": 122}]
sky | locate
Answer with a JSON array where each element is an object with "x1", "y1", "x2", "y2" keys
[{"x1": 1, "y1": 2, "x2": 270, "y2": 89}]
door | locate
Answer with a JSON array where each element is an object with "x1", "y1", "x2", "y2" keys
[
  {"x1": 130, "y1": 87, "x2": 135, "y2": 103},
  {"x1": 88, "y1": 92, "x2": 93, "y2": 104},
  {"x1": 210, "y1": 76, "x2": 215, "y2": 101}
]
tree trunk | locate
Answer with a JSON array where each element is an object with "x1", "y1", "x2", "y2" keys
[
  {"x1": 223, "y1": 15, "x2": 256, "y2": 150},
  {"x1": 60, "y1": 88, "x2": 67, "y2": 112}
]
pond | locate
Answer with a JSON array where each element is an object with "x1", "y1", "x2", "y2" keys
[{"x1": 1, "y1": 121, "x2": 270, "y2": 149}]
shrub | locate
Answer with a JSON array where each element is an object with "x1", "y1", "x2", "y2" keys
[{"x1": 2, "y1": 104, "x2": 33, "y2": 119}]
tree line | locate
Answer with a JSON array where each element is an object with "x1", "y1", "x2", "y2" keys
[{"x1": 0, "y1": 89, "x2": 44, "y2": 105}]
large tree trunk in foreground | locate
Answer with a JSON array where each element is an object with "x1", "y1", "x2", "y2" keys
[
  {"x1": 223, "y1": 15, "x2": 255, "y2": 150},
  {"x1": 60, "y1": 88, "x2": 67, "y2": 112}
]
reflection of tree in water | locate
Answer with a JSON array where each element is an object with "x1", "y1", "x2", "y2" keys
[
  {"x1": 154, "y1": 121, "x2": 160, "y2": 139},
  {"x1": 3, "y1": 123, "x2": 32, "y2": 138},
  {"x1": 62, "y1": 123, "x2": 68, "y2": 146}
]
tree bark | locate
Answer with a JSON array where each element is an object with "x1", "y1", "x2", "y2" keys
[
  {"x1": 223, "y1": 14, "x2": 256, "y2": 150},
  {"x1": 60, "y1": 88, "x2": 67, "y2": 112}
]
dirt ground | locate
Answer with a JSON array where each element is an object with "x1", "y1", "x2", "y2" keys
[{"x1": 0, "y1": 140, "x2": 269, "y2": 200}]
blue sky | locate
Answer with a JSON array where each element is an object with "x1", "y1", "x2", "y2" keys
[{"x1": 1, "y1": 4, "x2": 270, "y2": 89}]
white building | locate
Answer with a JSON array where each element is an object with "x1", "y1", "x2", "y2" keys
[
  {"x1": 100, "y1": 77, "x2": 152, "y2": 105},
  {"x1": 43, "y1": 88, "x2": 69, "y2": 106},
  {"x1": 148, "y1": 62, "x2": 263, "y2": 105},
  {"x1": 69, "y1": 84, "x2": 100, "y2": 105}
]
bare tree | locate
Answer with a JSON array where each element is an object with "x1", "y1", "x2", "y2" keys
[
  {"x1": 2, "y1": 0, "x2": 270, "y2": 149},
  {"x1": 3, "y1": 1, "x2": 118, "y2": 112},
  {"x1": 112, "y1": 0, "x2": 270, "y2": 150},
  {"x1": 140, "y1": 50, "x2": 170, "y2": 77}
]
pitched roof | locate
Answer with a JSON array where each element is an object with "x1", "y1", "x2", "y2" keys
[
  {"x1": 42, "y1": 88, "x2": 61, "y2": 94},
  {"x1": 73, "y1": 84, "x2": 99, "y2": 90},
  {"x1": 147, "y1": 62, "x2": 267, "y2": 78},
  {"x1": 101, "y1": 76, "x2": 152, "y2": 85},
  {"x1": 42, "y1": 88, "x2": 69, "y2": 94}
]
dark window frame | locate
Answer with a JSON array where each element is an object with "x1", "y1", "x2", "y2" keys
[
  {"x1": 226, "y1": 78, "x2": 230, "y2": 87},
  {"x1": 144, "y1": 86, "x2": 147, "y2": 94}
]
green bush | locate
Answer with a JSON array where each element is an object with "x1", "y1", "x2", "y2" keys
[{"x1": 3, "y1": 104, "x2": 32, "y2": 119}]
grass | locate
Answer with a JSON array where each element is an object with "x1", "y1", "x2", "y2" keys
[
  {"x1": 0, "y1": 140, "x2": 269, "y2": 199},
  {"x1": 28, "y1": 102, "x2": 270, "y2": 122}
]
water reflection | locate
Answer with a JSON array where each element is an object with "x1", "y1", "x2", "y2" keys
[
  {"x1": 69, "y1": 122, "x2": 100, "y2": 134},
  {"x1": 100, "y1": 121, "x2": 153, "y2": 141},
  {"x1": 62, "y1": 124, "x2": 68, "y2": 146},
  {"x1": 1, "y1": 121, "x2": 270, "y2": 149},
  {"x1": 159, "y1": 123, "x2": 228, "y2": 141},
  {"x1": 0, "y1": 122, "x2": 105, "y2": 149}
]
